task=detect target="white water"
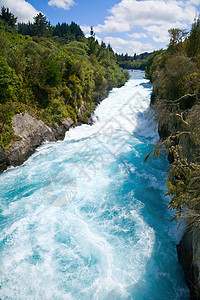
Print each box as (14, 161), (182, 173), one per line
(0, 70), (189, 299)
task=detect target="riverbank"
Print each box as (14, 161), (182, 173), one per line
(0, 90), (110, 173)
(145, 17), (200, 297)
(0, 16), (130, 173)
(157, 115), (200, 299)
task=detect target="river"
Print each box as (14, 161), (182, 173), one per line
(0, 70), (189, 299)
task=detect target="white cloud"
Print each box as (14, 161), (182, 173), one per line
(189, 0), (200, 5)
(93, 0), (197, 45)
(104, 37), (129, 49)
(127, 32), (147, 39)
(104, 36), (154, 54)
(83, 0), (198, 54)
(48, 0), (75, 10)
(145, 21), (189, 44)
(0, 0), (38, 22)
(81, 25), (91, 35)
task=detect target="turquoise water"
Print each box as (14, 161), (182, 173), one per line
(0, 70), (189, 299)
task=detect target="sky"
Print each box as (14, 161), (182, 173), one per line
(0, 0), (200, 55)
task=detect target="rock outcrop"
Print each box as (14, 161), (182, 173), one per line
(52, 117), (74, 140)
(6, 112), (55, 166)
(0, 146), (6, 173)
(93, 91), (109, 104)
(0, 93), (108, 173)
(177, 230), (200, 299)
(2, 113), (74, 171)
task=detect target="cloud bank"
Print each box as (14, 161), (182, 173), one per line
(95, 0), (196, 34)
(90, 0), (198, 54)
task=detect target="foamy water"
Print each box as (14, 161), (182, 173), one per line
(0, 70), (189, 299)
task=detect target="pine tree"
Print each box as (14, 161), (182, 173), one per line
(33, 13), (49, 37)
(186, 17), (200, 57)
(0, 6), (17, 27)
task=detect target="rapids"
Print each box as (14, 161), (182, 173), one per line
(0, 70), (189, 299)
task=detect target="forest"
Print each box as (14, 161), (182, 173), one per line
(116, 51), (153, 70)
(145, 18), (200, 229)
(0, 7), (129, 150)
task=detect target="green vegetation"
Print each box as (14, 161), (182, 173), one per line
(145, 17), (200, 228)
(116, 52), (153, 70)
(0, 7), (129, 149)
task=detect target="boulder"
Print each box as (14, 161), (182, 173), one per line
(62, 117), (74, 130)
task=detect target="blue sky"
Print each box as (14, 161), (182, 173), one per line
(1, 0), (200, 54)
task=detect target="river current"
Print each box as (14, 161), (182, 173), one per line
(0, 70), (189, 299)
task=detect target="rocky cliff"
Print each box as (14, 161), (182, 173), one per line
(158, 120), (200, 299)
(0, 112), (74, 173)
(0, 92), (109, 174)
(0, 146), (6, 172)
(177, 230), (200, 299)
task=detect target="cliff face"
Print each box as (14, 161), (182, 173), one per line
(0, 146), (6, 172)
(177, 230), (200, 299)
(158, 121), (200, 299)
(146, 20), (200, 295)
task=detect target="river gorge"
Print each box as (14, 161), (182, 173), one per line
(0, 70), (189, 299)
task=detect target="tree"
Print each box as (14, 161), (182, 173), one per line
(90, 26), (95, 37)
(101, 41), (106, 49)
(53, 22), (61, 37)
(168, 28), (187, 52)
(186, 17), (200, 57)
(69, 22), (84, 40)
(33, 13), (49, 37)
(87, 27), (98, 55)
(124, 53), (128, 61)
(0, 6), (17, 27)
(107, 43), (113, 53)
(18, 22), (34, 36)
